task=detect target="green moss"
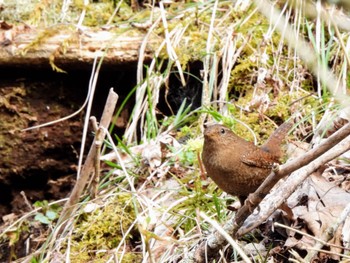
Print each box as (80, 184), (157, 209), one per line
(173, 182), (227, 232)
(66, 193), (140, 262)
(205, 85), (324, 145)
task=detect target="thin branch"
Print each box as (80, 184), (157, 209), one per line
(57, 88), (118, 234)
(199, 212), (251, 263)
(274, 222), (350, 253)
(237, 135), (350, 235)
(305, 202), (350, 261)
(187, 122), (350, 263)
(233, 121), (350, 233)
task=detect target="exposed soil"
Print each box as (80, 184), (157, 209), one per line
(0, 67), (140, 220)
(0, 63), (203, 261)
(0, 66), (203, 219)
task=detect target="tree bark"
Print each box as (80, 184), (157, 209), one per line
(0, 25), (158, 70)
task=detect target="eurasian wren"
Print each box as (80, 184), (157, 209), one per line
(202, 122), (292, 204)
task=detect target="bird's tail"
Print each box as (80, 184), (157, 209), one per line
(260, 121), (293, 161)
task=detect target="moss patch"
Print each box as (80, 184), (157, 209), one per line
(67, 193), (140, 262)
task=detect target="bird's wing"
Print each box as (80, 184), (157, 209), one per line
(240, 148), (276, 168)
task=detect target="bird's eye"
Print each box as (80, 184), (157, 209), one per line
(220, 128), (225, 134)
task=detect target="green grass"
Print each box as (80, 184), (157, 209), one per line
(2, 0), (350, 262)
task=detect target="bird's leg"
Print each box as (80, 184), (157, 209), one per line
(272, 163), (280, 171)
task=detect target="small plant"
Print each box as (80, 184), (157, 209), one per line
(33, 200), (61, 225)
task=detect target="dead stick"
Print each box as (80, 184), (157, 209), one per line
(305, 200), (350, 261)
(190, 122), (350, 263)
(58, 88), (118, 229)
(90, 117), (104, 199)
(237, 134), (350, 236)
(234, 122), (350, 233)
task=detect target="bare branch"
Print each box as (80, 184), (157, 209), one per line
(57, 88), (118, 232)
(237, 134), (350, 236)
(234, 121), (350, 232)
(189, 122), (350, 263)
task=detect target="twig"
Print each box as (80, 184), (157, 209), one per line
(89, 116), (103, 199)
(188, 122), (350, 263)
(305, 202), (350, 261)
(234, 121), (350, 233)
(305, 247), (350, 260)
(77, 56), (102, 180)
(235, 139), (350, 243)
(199, 212), (252, 263)
(289, 249), (309, 263)
(274, 222), (350, 252)
(57, 88), (118, 233)
(20, 191), (33, 211)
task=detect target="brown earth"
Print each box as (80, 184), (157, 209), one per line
(0, 63), (202, 261)
(0, 68), (139, 221)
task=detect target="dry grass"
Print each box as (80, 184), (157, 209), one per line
(1, 0), (350, 262)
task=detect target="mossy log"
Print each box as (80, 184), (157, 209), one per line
(0, 24), (159, 70)
(0, 23), (161, 218)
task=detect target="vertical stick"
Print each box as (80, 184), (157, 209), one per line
(58, 88), (118, 231)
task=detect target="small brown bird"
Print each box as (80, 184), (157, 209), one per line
(202, 122), (291, 204)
